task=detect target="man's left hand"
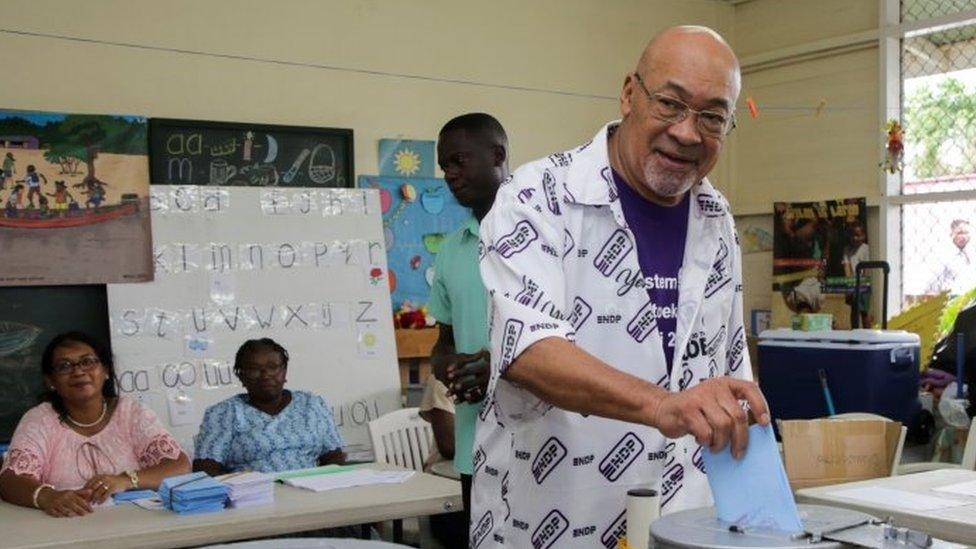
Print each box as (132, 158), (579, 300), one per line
(447, 350), (490, 403)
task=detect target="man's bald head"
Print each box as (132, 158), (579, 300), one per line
(637, 26), (741, 104)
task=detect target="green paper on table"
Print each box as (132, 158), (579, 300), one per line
(702, 424), (804, 533)
(273, 464), (365, 481)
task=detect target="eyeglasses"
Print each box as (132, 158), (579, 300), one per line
(52, 356), (102, 376)
(240, 362), (285, 379)
(632, 73), (736, 137)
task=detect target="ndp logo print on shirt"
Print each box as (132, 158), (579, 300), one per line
(626, 301), (664, 343)
(532, 437), (567, 484)
(532, 510), (569, 549)
(566, 296), (593, 331)
(704, 238), (731, 298)
(542, 169), (561, 215)
(594, 229), (633, 276)
(598, 432), (644, 481)
(471, 511), (494, 548)
(499, 318), (524, 371)
(496, 220), (539, 258)
(601, 511), (627, 549)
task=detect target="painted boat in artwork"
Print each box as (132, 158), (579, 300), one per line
(0, 201), (138, 229)
(0, 321), (41, 357)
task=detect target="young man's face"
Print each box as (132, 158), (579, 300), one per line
(437, 129), (501, 210)
(952, 222), (971, 250)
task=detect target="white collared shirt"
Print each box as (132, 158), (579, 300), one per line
(469, 123), (751, 548)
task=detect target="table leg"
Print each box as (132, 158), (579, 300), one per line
(393, 519), (403, 543)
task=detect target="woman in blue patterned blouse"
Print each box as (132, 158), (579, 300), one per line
(193, 338), (345, 475)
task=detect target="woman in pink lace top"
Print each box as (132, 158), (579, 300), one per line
(0, 332), (190, 517)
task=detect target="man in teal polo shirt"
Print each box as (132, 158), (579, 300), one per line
(429, 112), (509, 543)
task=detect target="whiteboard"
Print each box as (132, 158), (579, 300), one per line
(107, 186), (400, 455)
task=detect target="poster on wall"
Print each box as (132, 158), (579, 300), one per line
(0, 111), (153, 286)
(358, 175), (470, 312)
(149, 119), (354, 188)
(771, 197), (869, 329)
(378, 139), (435, 178)
(107, 187), (401, 452)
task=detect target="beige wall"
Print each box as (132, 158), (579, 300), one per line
(3, 0), (889, 329)
(727, 0), (882, 326)
(0, 0), (731, 177)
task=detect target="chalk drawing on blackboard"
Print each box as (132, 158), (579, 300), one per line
(210, 138), (238, 157)
(263, 135), (279, 163)
(0, 321), (42, 357)
(282, 148), (311, 184)
(308, 144), (337, 185)
(168, 158), (193, 184)
(151, 119), (353, 188)
(239, 163), (279, 186)
(209, 159), (237, 185)
(243, 132), (254, 162)
(166, 133), (202, 155)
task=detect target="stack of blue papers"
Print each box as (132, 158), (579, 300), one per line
(701, 424), (804, 533)
(159, 472), (228, 514)
(113, 489), (157, 502)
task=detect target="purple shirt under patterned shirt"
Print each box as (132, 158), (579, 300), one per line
(613, 169), (689, 372)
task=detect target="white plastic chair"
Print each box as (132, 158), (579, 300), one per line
(368, 407), (434, 473)
(367, 408), (438, 545)
(897, 415), (976, 475)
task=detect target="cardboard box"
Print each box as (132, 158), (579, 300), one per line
(394, 327), (439, 358)
(780, 418), (901, 491)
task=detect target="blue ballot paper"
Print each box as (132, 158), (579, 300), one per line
(701, 423), (804, 533)
(113, 489), (157, 502)
(159, 472), (229, 514)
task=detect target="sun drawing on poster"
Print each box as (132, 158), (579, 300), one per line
(393, 149), (422, 176)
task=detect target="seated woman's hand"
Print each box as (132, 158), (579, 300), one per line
(83, 474), (130, 504)
(37, 488), (94, 517)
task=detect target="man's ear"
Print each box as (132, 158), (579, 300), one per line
(620, 73), (637, 118)
(492, 144), (507, 168)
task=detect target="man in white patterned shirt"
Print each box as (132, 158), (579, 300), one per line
(469, 26), (769, 548)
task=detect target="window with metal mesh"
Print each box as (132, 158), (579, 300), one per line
(901, 0), (976, 23)
(900, 8), (976, 304)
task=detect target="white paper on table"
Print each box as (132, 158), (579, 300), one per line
(933, 480), (976, 497)
(281, 469), (414, 492)
(831, 487), (972, 511)
(94, 498), (115, 509)
(131, 497), (166, 511)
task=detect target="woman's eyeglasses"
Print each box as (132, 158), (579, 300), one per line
(52, 356), (102, 376)
(239, 363), (285, 380)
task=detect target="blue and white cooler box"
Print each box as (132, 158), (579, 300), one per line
(758, 329), (921, 428)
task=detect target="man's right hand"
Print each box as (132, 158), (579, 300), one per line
(650, 377), (770, 459)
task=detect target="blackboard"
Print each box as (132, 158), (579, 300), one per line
(0, 285), (110, 442)
(149, 119), (354, 188)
